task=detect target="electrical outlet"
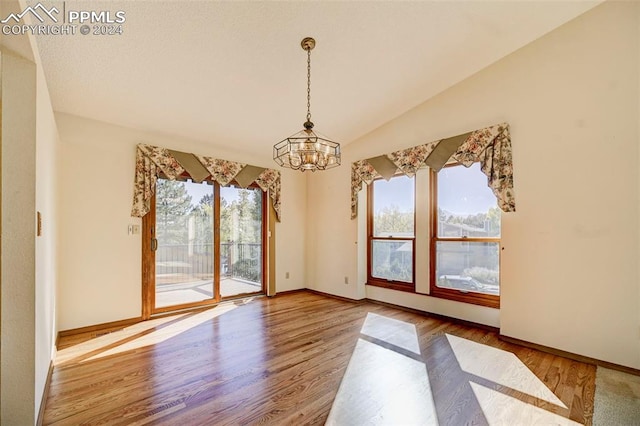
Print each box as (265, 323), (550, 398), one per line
(344, 276), (349, 285)
(285, 272), (290, 279)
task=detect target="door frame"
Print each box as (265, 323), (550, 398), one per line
(141, 178), (268, 320)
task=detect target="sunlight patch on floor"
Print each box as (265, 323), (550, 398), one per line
(470, 382), (580, 425)
(327, 312), (575, 425)
(326, 338), (438, 425)
(361, 312), (421, 355)
(327, 313), (437, 425)
(55, 313), (189, 366)
(446, 334), (567, 408)
(56, 302), (246, 365)
(83, 304), (239, 361)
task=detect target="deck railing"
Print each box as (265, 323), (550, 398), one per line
(156, 242), (261, 284)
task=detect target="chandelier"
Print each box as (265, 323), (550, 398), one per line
(273, 37), (341, 172)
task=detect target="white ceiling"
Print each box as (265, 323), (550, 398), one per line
(35, 1), (601, 158)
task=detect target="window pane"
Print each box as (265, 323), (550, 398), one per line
(372, 176), (414, 237)
(371, 239), (413, 283)
(437, 163), (500, 237)
(435, 241), (499, 295)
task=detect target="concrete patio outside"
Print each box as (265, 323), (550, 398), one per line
(155, 277), (262, 308)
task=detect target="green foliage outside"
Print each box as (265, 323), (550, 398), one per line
(156, 179), (193, 245)
(221, 189), (262, 243)
(374, 205), (413, 236)
(190, 193), (214, 254)
(232, 258), (261, 282)
(156, 179), (263, 282)
(157, 179), (262, 246)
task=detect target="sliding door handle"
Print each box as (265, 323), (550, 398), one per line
(151, 238), (158, 251)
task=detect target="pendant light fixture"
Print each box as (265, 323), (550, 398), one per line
(273, 37), (341, 172)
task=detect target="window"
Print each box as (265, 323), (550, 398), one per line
(365, 163), (501, 307)
(430, 163), (501, 308)
(367, 175), (415, 291)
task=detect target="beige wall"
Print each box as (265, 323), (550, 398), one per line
(1, 49), (37, 425)
(308, 1), (640, 368)
(0, 18), (60, 421)
(56, 113), (306, 330)
(276, 172), (307, 293)
(33, 44), (59, 419)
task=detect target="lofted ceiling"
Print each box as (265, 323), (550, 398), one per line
(34, 1), (602, 159)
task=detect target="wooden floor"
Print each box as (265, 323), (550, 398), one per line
(44, 291), (595, 425)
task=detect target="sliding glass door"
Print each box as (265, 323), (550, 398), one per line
(143, 178), (265, 317)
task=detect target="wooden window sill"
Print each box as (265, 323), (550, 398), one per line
(430, 288), (500, 309)
(366, 280), (415, 293)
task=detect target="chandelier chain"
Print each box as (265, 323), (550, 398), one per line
(306, 48), (311, 123)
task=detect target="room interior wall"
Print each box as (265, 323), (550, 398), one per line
(307, 0), (640, 368)
(637, 1), (640, 370)
(0, 49), (37, 426)
(275, 170), (307, 293)
(1, 12), (60, 420)
(33, 50), (59, 422)
(55, 113), (307, 330)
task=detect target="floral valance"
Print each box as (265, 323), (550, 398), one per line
(351, 123), (515, 219)
(131, 143), (281, 220)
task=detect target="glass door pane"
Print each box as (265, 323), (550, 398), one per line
(155, 179), (215, 308)
(220, 186), (263, 297)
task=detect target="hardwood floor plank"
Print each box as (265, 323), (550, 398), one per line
(44, 291), (596, 425)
